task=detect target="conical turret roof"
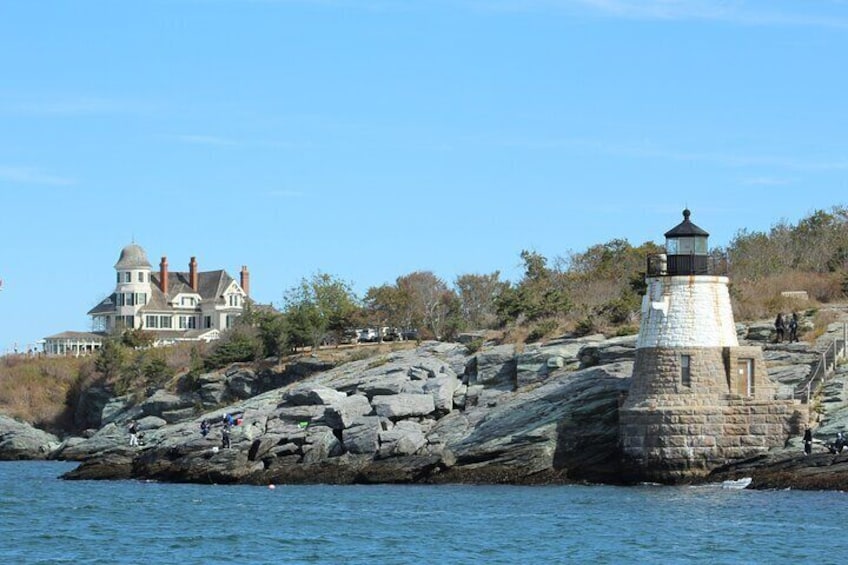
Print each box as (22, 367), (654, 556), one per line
(114, 243), (152, 269)
(664, 209), (709, 238)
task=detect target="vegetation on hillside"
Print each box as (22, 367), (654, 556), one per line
(4, 205), (848, 429)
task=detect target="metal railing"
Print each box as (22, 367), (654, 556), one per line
(795, 322), (848, 403)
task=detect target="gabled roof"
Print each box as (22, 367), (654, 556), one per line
(664, 209), (709, 238)
(150, 270), (235, 301)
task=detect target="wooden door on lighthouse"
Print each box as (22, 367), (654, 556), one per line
(736, 359), (754, 396)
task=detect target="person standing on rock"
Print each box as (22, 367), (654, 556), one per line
(128, 420), (139, 447)
(221, 423), (231, 449)
(803, 426), (812, 456)
(788, 313), (799, 343)
(775, 313), (786, 343)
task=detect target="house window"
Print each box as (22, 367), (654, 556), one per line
(229, 295), (240, 307)
(681, 354), (691, 387)
(117, 272), (121, 284)
(138, 272), (145, 282)
(135, 293), (147, 306)
(160, 316), (172, 329)
(145, 315), (158, 328)
(124, 272), (132, 283)
(179, 316), (197, 329)
(204, 316), (212, 329)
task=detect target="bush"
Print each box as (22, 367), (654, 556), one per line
(465, 338), (484, 354)
(573, 317), (597, 337)
(526, 319), (558, 343)
(204, 327), (263, 369)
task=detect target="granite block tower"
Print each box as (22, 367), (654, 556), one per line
(619, 210), (804, 482)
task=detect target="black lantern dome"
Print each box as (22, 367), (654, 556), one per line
(663, 209), (709, 275)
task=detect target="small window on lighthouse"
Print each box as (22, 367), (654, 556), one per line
(681, 355), (691, 387)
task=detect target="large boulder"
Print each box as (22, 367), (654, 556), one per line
(473, 345), (517, 389)
(0, 416), (61, 460)
(283, 386), (347, 407)
(371, 393), (436, 420)
(197, 372), (229, 405)
(139, 390), (192, 419)
(323, 394), (373, 430)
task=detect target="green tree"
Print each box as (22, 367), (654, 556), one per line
(396, 271), (457, 340)
(496, 251), (571, 324)
(363, 284), (410, 340)
(454, 271), (507, 329)
(282, 272), (360, 350)
(204, 326), (264, 369)
(94, 339), (127, 380)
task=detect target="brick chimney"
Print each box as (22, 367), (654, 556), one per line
(240, 265), (250, 297)
(159, 256), (169, 295)
(189, 256), (198, 292)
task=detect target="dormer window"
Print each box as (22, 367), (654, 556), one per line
(229, 294), (240, 307)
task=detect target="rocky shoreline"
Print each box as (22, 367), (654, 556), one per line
(3, 319), (848, 490)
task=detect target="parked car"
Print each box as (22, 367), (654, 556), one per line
(358, 328), (379, 343)
(401, 329), (419, 341)
(381, 327), (403, 341)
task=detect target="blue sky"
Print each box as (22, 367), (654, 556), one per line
(2, 0), (847, 353)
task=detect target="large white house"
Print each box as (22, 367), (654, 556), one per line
(43, 243), (250, 354)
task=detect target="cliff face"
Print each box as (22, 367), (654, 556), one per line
(4, 319), (847, 489)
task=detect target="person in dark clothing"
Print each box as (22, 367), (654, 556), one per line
(831, 432), (846, 454)
(200, 419), (210, 438)
(803, 426), (813, 456)
(788, 312), (799, 343)
(221, 425), (231, 449)
(775, 313), (786, 343)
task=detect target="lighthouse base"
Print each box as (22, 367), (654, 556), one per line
(619, 399), (806, 483)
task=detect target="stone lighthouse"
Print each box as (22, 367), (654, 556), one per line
(619, 209), (804, 482)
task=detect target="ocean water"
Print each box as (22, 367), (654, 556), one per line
(3, 462), (848, 564)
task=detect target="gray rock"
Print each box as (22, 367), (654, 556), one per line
(100, 395), (139, 425)
(227, 368), (259, 399)
(198, 372), (229, 405)
(474, 345), (517, 390)
(343, 416), (382, 454)
(378, 420), (427, 458)
(323, 394), (373, 430)
(74, 384), (113, 429)
(0, 416), (60, 460)
(372, 393), (436, 420)
(423, 374), (459, 413)
(284, 386), (347, 406)
(302, 427), (344, 463)
(139, 390), (191, 419)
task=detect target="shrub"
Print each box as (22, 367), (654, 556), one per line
(526, 319), (558, 343)
(573, 317), (597, 337)
(204, 327), (263, 369)
(465, 338), (485, 354)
